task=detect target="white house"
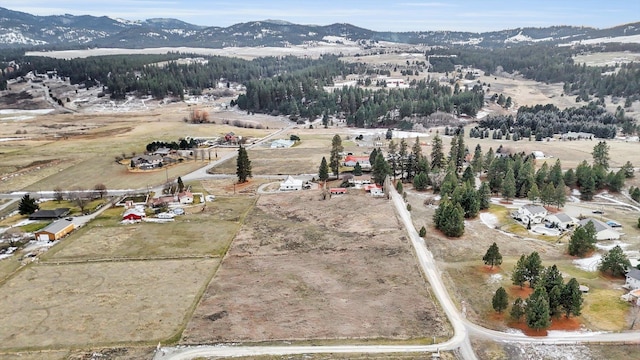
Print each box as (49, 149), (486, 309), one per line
(279, 176), (303, 191)
(178, 191), (194, 204)
(578, 218), (621, 240)
(517, 204), (548, 224)
(625, 269), (640, 291)
(544, 213), (577, 229)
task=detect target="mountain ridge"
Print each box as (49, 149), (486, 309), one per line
(1, 6), (639, 49)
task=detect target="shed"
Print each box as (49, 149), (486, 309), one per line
(578, 218), (621, 240)
(34, 219), (74, 241)
(279, 176), (303, 191)
(544, 213), (577, 229)
(330, 188), (347, 195)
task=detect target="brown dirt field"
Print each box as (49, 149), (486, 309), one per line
(182, 191), (451, 344)
(0, 259), (218, 350)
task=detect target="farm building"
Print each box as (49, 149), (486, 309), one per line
(330, 188), (347, 195)
(544, 213), (577, 229)
(29, 208), (70, 220)
(279, 176), (303, 191)
(34, 219), (74, 241)
(122, 209), (146, 221)
(578, 218), (621, 240)
(517, 204), (548, 224)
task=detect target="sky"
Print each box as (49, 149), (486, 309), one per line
(6, 0), (640, 32)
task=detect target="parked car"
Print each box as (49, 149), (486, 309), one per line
(592, 210), (604, 214)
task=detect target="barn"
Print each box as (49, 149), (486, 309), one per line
(34, 219), (75, 241)
(122, 209), (146, 221)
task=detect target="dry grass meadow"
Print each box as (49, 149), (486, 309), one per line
(182, 191), (451, 344)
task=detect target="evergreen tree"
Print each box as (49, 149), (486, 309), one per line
(528, 182), (540, 203)
(564, 168), (577, 188)
(599, 245), (631, 277)
(177, 176), (185, 193)
(434, 199), (465, 237)
(388, 140), (398, 180)
(471, 144), (483, 173)
(236, 145), (252, 183)
(329, 134), (344, 178)
(621, 161), (635, 178)
(492, 287), (509, 313)
(569, 221), (597, 257)
(462, 166), (475, 185)
(478, 182), (491, 210)
(580, 173), (596, 201)
(372, 153), (391, 185)
(413, 172), (429, 191)
(439, 168), (459, 198)
(396, 181), (403, 194)
(483, 242), (503, 268)
(369, 148), (378, 167)
(512, 255), (527, 288)
(535, 162), (549, 189)
(430, 134), (445, 170)
(484, 147), (495, 172)
(524, 252), (543, 288)
(553, 184), (566, 209)
(353, 162), (363, 176)
(18, 194), (39, 215)
(540, 183), (555, 206)
(592, 141), (610, 170)
(548, 284), (564, 318)
(318, 156), (329, 182)
(455, 133), (465, 173)
(510, 297), (525, 322)
(608, 169), (625, 193)
(459, 182), (480, 218)
(548, 159), (564, 187)
(501, 167), (516, 200)
(419, 226), (427, 237)
(399, 138), (408, 180)
(526, 286), (551, 331)
(560, 278), (583, 318)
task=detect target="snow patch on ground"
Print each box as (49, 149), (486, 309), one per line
(572, 254), (601, 272)
(595, 240), (629, 251)
(506, 343), (593, 360)
(487, 273), (503, 284)
(480, 212), (498, 229)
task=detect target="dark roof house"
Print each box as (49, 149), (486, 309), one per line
(29, 208), (70, 220)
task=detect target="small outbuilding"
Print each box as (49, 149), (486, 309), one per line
(279, 176), (304, 191)
(178, 191), (194, 204)
(330, 188), (347, 195)
(34, 219), (75, 241)
(544, 213), (577, 229)
(625, 268), (640, 291)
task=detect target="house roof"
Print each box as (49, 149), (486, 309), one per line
(627, 268), (640, 281)
(550, 213), (573, 223)
(123, 209), (145, 218)
(38, 219), (74, 234)
(578, 218), (610, 233)
(281, 175), (303, 185)
(343, 155), (370, 164)
(522, 204), (546, 214)
(29, 208), (70, 220)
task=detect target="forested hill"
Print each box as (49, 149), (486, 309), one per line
(1, 6), (640, 49)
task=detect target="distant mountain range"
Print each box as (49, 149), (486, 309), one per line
(1, 6), (639, 49)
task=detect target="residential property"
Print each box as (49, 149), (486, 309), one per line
(178, 191), (194, 204)
(29, 208), (70, 220)
(122, 208), (146, 221)
(517, 204), (548, 224)
(343, 155), (371, 170)
(153, 147), (172, 156)
(544, 213), (577, 229)
(34, 219), (75, 241)
(625, 269), (640, 291)
(131, 155), (163, 169)
(279, 176), (303, 191)
(578, 218), (621, 240)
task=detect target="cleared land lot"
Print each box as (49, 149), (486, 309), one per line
(0, 258), (217, 350)
(182, 191), (450, 344)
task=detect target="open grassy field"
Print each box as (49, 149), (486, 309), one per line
(0, 258), (218, 350)
(0, 185), (257, 353)
(182, 190), (451, 344)
(0, 105), (285, 192)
